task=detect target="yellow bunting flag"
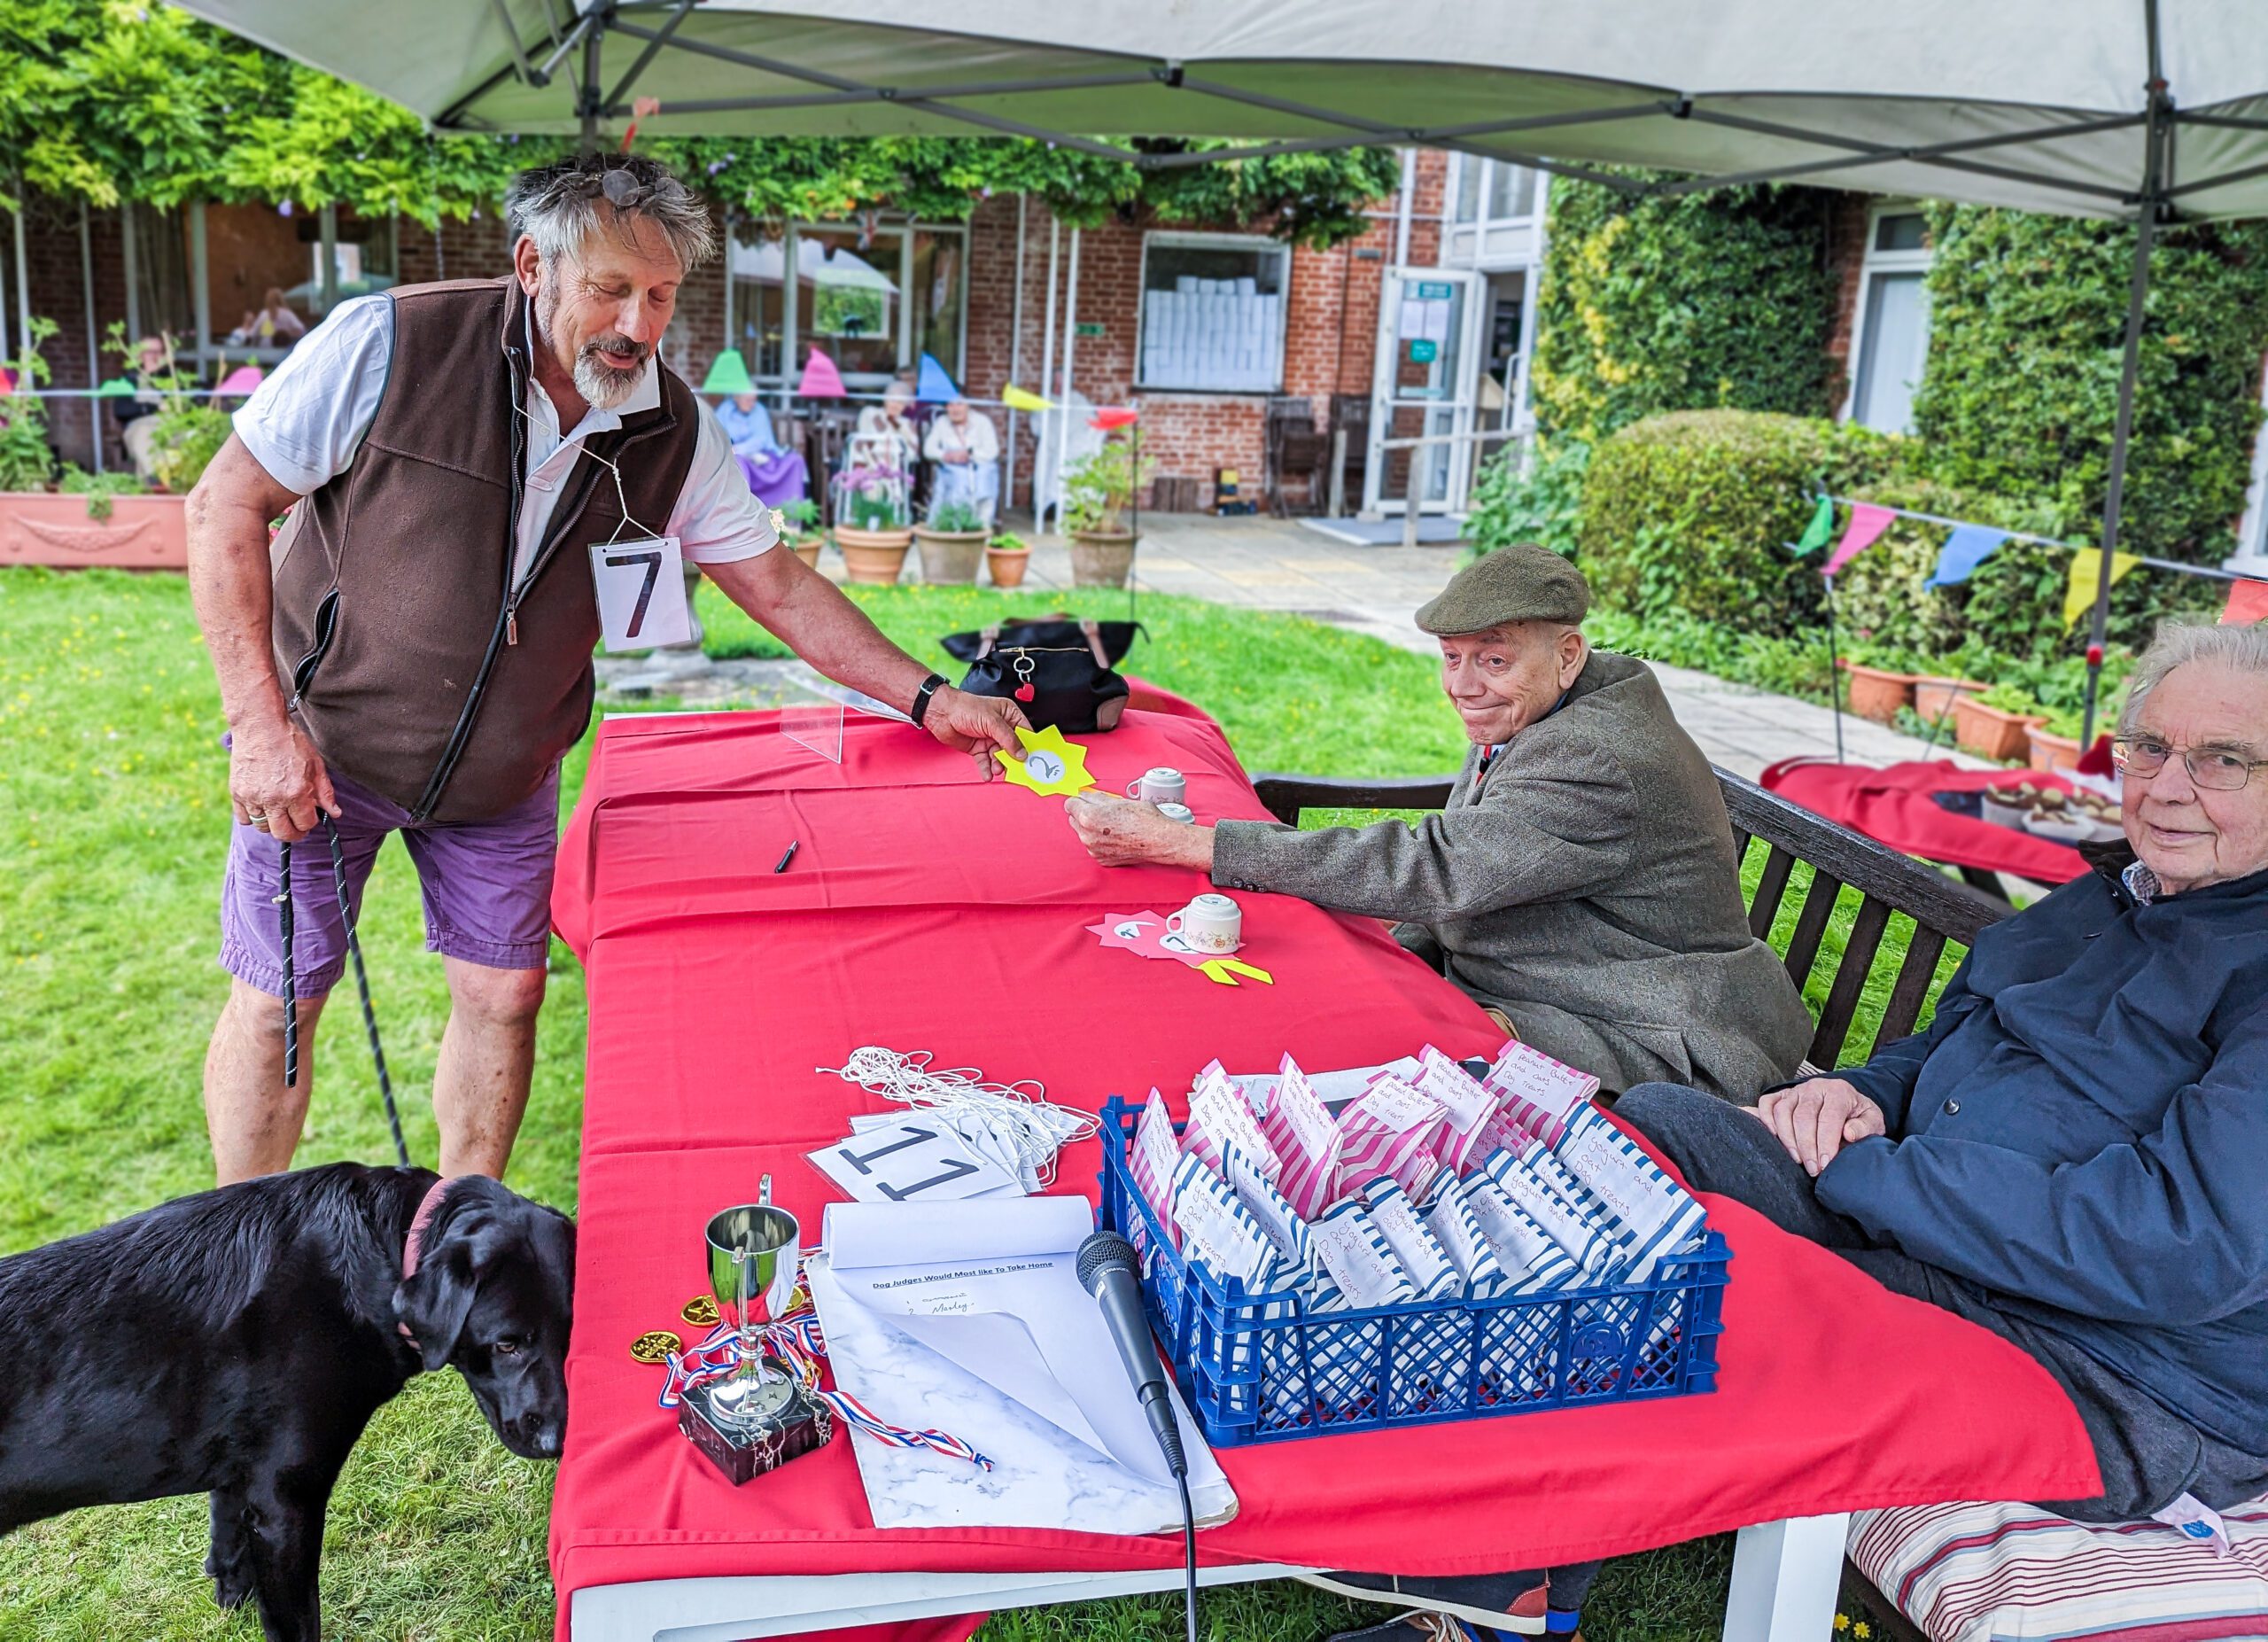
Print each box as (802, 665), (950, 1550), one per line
(1001, 385), (1056, 413)
(2062, 549), (2142, 627)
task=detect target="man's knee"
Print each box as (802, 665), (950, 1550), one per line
(221, 977), (327, 1039)
(447, 962), (547, 1030)
(1612, 1081), (1732, 1177)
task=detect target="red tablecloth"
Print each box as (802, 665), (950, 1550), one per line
(548, 709), (2098, 1641)
(1761, 757), (2092, 883)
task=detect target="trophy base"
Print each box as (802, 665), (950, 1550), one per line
(678, 1358), (835, 1486)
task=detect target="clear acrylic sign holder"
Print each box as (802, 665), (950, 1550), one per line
(781, 700), (846, 765)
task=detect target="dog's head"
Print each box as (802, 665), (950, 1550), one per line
(392, 1177), (577, 1459)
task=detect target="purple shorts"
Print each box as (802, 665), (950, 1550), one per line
(219, 764), (562, 999)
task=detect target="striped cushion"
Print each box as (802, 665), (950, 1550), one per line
(1848, 1495), (2268, 1642)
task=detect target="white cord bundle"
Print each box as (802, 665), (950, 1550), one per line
(819, 1046), (1099, 1190)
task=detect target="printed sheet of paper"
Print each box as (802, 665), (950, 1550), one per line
(809, 1120), (1021, 1203)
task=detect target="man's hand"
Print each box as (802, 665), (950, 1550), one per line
(1066, 791), (1216, 872)
(229, 719), (338, 843)
(1751, 1077), (1887, 1176)
(922, 685), (1029, 779)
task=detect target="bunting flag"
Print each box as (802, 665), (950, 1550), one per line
(1001, 384), (1054, 413)
(1924, 525), (2011, 588)
(215, 363), (266, 397)
(1821, 502), (1897, 577)
(2223, 576), (2268, 626)
(1089, 407), (1139, 431)
(795, 347), (846, 399)
(699, 350), (755, 396)
(1791, 494), (1837, 556)
(2062, 548), (2142, 626)
(913, 352), (959, 403)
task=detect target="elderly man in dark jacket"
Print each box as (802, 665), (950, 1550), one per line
(1067, 542), (1814, 1102)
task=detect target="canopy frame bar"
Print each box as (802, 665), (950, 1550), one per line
(485, 0), (540, 87)
(604, 0), (696, 112)
(603, 71), (1157, 118)
(1666, 107), (2141, 201)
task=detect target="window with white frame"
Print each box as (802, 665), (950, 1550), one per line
(1138, 232), (1290, 393)
(1449, 155), (1540, 229)
(1846, 206), (1934, 435)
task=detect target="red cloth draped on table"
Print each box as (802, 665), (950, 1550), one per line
(549, 708), (2097, 1642)
(1761, 757), (2092, 883)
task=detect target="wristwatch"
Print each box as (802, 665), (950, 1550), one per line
(909, 672), (948, 728)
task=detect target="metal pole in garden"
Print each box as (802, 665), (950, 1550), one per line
(1824, 573), (1845, 762)
(2081, 16), (2170, 747)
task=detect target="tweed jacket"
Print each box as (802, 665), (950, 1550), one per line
(1211, 650), (1814, 1099)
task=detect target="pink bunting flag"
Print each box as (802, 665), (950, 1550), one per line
(1821, 502), (1897, 577)
(216, 364), (266, 396)
(796, 347), (846, 398)
(2222, 577), (2268, 626)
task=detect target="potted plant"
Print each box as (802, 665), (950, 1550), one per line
(830, 466), (913, 585)
(1061, 439), (1152, 588)
(0, 318), (195, 570)
(913, 498), (988, 586)
(1838, 657), (1915, 725)
(1912, 673), (1989, 724)
(2025, 711), (2087, 775)
(771, 499), (823, 570)
(1954, 682), (2047, 762)
(986, 529), (1032, 589)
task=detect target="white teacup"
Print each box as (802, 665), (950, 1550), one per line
(1156, 802), (1195, 824)
(1126, 767), (1187, 805)
(1167, 892), (1241, 954)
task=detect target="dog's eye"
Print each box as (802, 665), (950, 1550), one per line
(493, 1337), (525, 1357)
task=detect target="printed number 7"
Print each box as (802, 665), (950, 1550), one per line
(604, 549), (664, 638)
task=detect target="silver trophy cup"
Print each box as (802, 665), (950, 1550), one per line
(701, 1177), (802, 1430)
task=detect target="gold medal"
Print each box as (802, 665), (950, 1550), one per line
(680, 1295), (720, 1327)
(629, 1329), (681, 1365)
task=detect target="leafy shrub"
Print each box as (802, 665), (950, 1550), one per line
(1914, 205), (2268, 565)
(0, 317), (59, 494)
(923, 499), (986, 533)
(58, 466), (144, 520)
(1464, 435), (1588, 561)
(1062, 440), (1152, 534)
(1577, 410), (1904, 635)
(1533, 177), (1842, 440)
(149, 405), (230, 494)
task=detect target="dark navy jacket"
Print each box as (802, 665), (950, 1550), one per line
(1815, 851), (2268, 1455)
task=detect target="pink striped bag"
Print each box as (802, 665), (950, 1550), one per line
(1184, 1058), (1282, 1182)
(1481, 1039), (1600, 1149)
(1260, 1054), (1340, 1218)
(1127, 1089), (1184, 1249)
(1332, 1074), (1448, 1202)
(1413, 1046), (1499, 1171)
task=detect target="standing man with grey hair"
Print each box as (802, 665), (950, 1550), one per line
(186, 153), (1026, 1186)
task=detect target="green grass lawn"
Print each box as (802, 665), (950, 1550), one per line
(0, 568), (1890, 1641)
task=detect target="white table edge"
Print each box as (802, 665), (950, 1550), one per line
(568, 1513), (1853, 1642)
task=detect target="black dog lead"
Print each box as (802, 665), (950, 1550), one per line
(276, 815), (411, 1169)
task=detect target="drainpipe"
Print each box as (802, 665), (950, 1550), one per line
(1393, 148), (1415, 268)
(1004, 191), (1028, 516)
(1037, 213), (1060, 527)
(1054, 226), (1082, 535)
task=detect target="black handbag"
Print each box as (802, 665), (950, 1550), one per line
(939, 616), (1145, 733)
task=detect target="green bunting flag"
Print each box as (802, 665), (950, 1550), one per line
(1791, 494), (1837, 557)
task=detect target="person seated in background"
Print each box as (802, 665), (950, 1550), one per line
(252, 288), (306, 347)
(848, 376), (920, 474)
(114, 332), (198, 484)
(712, 386), (810, 508)
(923, 395), (1001, 525)
(1067, 542), (1814, 1101)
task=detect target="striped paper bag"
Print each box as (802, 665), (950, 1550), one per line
(1127, 1089), (1184, 1249)
(1552, 1105), (1707, 1283)
(1355, 1176), (1461, 1301)
(1260, 1054), (1340, 1218)
(1482, 1039), (1601, 1149)
(1413, 1045), (1500, 1171)
(1420, 1176), (1511, 1300)
(1332, 1074), (1448, 1202)
(1480, 1147), (1620, 1278)
(1184, 1058), (1282, 1180)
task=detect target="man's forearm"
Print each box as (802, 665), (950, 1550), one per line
(186, 487), (292, 735)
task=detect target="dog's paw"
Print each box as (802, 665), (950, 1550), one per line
(207, 1555), (256, 1611)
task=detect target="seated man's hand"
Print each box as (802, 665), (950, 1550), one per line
(1066, 791), (1215, 871)
(1751, 1077), (1887, 1176)
(925, 685), (1029, 779)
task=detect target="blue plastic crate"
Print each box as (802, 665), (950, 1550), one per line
(1098, 1096), (1730, 1447)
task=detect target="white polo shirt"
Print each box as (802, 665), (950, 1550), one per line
(233, 293), (775, 584)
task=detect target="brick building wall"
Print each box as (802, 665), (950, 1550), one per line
(18, 192), (130, 469)
(1821, 191), (1873, 415)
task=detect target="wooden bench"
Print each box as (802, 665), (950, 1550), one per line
(1250, 765), (2008, 1071)
(1251, 763), (2015, 1638)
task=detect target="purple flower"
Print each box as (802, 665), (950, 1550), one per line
(278, 201), (294, 217)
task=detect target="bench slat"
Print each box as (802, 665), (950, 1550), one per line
(1782, 871), (1846, 991)
(1748, 846), (1797, 941)
(1876, 927), (1951, 1047)
(1809, 895), (1894, 1070)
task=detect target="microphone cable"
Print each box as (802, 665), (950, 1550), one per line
(1177, 1469), (1199, 1642)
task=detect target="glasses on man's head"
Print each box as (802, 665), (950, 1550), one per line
(2112, 735), (2267, 791)
(600, 167), (653, 210)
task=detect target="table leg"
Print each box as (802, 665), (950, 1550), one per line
(571, 1562), (1318, 1642)
(1722, 1514), (1851, 1642)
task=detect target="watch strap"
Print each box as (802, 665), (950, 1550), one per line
(909, 672), (948, 728)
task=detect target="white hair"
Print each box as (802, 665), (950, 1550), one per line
(2117, 619), (2268, 735)
(503, 154), (716, 275)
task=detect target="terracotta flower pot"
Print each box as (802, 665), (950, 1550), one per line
(788, 539), (822, 571)
(833, 524), (913, 585)
(1068, 528), (1137, 588)
(986, 546), (1032, 588)
(1838, 660), (1915, 725)
(2025, 727), (2085, 774)
(1953, 696), (2046, 762)
(1912, 674), (1988, 724)
(913, 526), (987, 586)
(0, 491), (188, 568)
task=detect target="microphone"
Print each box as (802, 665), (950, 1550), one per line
(1076, 1229), (1186, 1481)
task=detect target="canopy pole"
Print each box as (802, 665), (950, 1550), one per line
(1004, 192), (1029, 519)
(80, 198), (105, 474)
(1055, 226), (1082, 535)
(2081, 64), (2171, 745)
(12, 184), (29, 361)
(1037, 213), (1060, 526)
(578, 20), (604, 155)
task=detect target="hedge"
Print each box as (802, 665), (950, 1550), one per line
(1532, 178), (1843, 440)
(1573, 410), (1901, 634)
(1914, 205), (2268, 564)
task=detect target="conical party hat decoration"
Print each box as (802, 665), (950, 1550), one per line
(700, 350), (756, 396)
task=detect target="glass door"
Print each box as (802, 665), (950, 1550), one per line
(1365, 268), (1485, 517)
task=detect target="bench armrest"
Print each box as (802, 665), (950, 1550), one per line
(1248, 773), (1459, 827)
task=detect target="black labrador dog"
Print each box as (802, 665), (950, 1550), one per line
(0, 1163), (575, 1641)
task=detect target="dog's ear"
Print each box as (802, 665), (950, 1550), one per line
(394, 1239), (479, 1372)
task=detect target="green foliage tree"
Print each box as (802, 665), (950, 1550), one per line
(1530, 175), (1842, 440)
(1911, 203), (2268, 564)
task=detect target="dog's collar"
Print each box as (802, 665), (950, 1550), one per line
(399, 1177), (455, 1345)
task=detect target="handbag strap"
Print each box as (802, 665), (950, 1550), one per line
(974, 625), (1000, 661)
(1078, 619), (1109, 669)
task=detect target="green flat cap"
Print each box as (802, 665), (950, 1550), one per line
(1415, 541), (1589, 634)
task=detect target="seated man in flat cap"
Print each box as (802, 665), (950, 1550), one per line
(1066, 542), (1814, 1101)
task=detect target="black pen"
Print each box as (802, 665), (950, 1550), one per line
(773, 840), (800, 873)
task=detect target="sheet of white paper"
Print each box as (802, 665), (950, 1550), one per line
(808, 1121), (1021, 1203)
(589, 533), (691, 652)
